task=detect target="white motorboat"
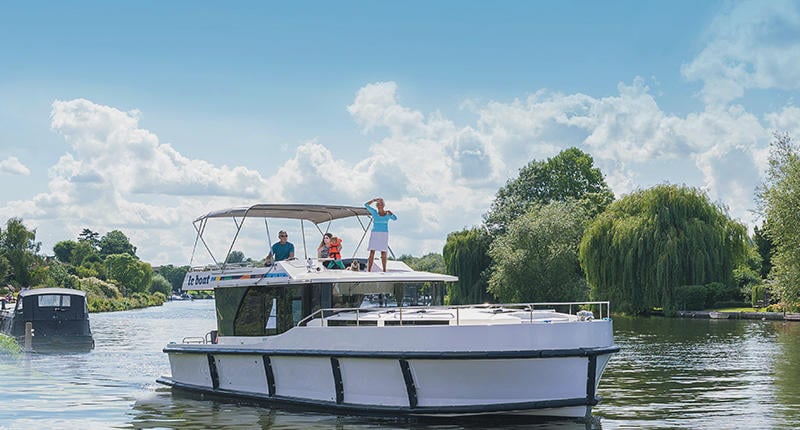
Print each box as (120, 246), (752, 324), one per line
(157, 204), (618, 419)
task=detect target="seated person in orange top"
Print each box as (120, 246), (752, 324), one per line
(327, 236), (345, 269)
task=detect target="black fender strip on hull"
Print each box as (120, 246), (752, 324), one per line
(165, 345), (620, 360)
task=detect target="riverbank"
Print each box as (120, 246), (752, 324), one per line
(670, 310), (800, 321)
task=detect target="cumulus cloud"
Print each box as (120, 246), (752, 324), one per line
(0, 71), (785, 264)
(0, 156), (30, 175)
(50, 99), (267, 199)
(682, 0), (800, 105)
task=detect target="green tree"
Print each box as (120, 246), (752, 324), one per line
(226, 250), (245, 264)
(484, 147), (614, 233)
(0, 255), (10, 284)
(398, 253), (446, 273)
(580, 184), (748, 314)
(99, 230), (137, 259)
(757, 132), (800, 303)
(157, 264), (189, 292)
(149, 274), (172, 296)
(489, 200), (590, 303)
(53, 240), (77, 263)
(443, 228), (492, 304)
(0, 218), (42, 288)
(106, 253), (151, 295)
(78, 228), (100, 248)
(753, 223), (773, 279)
(71, 240), (100, 266)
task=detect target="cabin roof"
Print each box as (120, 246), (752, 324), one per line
(195, 204), (370, 224)
(18, 288), (87, 298)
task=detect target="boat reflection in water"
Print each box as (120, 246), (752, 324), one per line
(159, 204), (618, 420)
(0, 287), (94, 353)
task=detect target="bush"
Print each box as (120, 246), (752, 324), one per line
(751, 284), (770, 308)
(705, 282), (742, 307)
(149, 274), (172, 296)
(78, 277), (121, 300)
(674, 285), (707, 311)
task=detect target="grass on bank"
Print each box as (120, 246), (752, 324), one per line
(0, 333), (21, 354)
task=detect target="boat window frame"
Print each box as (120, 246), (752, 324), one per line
(37, 294), (71, 308)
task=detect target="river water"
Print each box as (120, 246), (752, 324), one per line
(0, 300), (798, 429)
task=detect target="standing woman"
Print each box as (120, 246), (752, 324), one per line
(365, 197), (397, 272)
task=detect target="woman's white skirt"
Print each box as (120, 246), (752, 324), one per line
(368, 231), (389, 252)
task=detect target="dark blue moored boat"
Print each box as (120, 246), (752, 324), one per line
(0, 288), (94, 352)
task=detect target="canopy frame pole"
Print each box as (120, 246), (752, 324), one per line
(222, 215), (247, 271)
(196, 218), (222, 268)
(300, 219), (307, 260)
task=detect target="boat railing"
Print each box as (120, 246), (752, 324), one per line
(297, 301), (611, 327)
(190, 261), (258, 271)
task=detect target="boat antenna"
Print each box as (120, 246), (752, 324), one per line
(264, 218), (272, 259)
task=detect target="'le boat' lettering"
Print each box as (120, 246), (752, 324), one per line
(187, 274), (211, 286)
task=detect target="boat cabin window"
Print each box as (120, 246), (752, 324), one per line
(333, 281), (446, 308)
(214, 281), (447, 337)
(38, 295), (71, 308)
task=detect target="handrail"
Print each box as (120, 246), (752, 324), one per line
(297, 301), (611, 328)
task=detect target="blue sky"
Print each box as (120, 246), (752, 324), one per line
(1, 1), (799, 265)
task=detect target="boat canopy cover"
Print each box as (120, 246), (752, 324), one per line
(195, 204), (370, 224)
(18, 288), (87, 298)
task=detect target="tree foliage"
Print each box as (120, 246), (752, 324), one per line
(158, 264), (190, 292)
(226, 250), (245, 264)
(106, 253), (152, 295)
(71, 240), (100, 266)
(753, 223), (772, 279)
(99, 230), (137, 259)
(53, 240), (76, 263)
(443, 228), (492, 304)
(149, 274), (172, 296)
(79, 228), (100, 248)
(488, 200), (590, 303)
(579, 184), (748, 314)
(484, 147), (614, 233)
(398, 253), (446, 274)
(756, 132), (800, 303)
(0, 218), (42, 288)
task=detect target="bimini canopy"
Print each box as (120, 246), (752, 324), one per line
(195, 204), (370, 225)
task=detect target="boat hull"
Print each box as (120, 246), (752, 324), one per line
(160, 322), (617, 418)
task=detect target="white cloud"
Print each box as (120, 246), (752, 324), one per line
(0, 73), (787, 264)
(0, 156), (31, 175)
(682, 0), (800, 105)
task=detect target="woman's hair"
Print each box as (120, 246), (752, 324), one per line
(318, 232), (333, 248)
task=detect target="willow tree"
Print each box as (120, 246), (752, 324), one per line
(757, 132), (800, 303)
(489, 200), (590, 303)
(443, 228), (491, 304)
(579, 184), (747, 314)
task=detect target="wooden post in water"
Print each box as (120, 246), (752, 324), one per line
(24, 322), (33, 352)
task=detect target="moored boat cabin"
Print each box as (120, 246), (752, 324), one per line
(0, 287), (94, 351)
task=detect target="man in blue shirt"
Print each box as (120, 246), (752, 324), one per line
(267, 230), (295, 264)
